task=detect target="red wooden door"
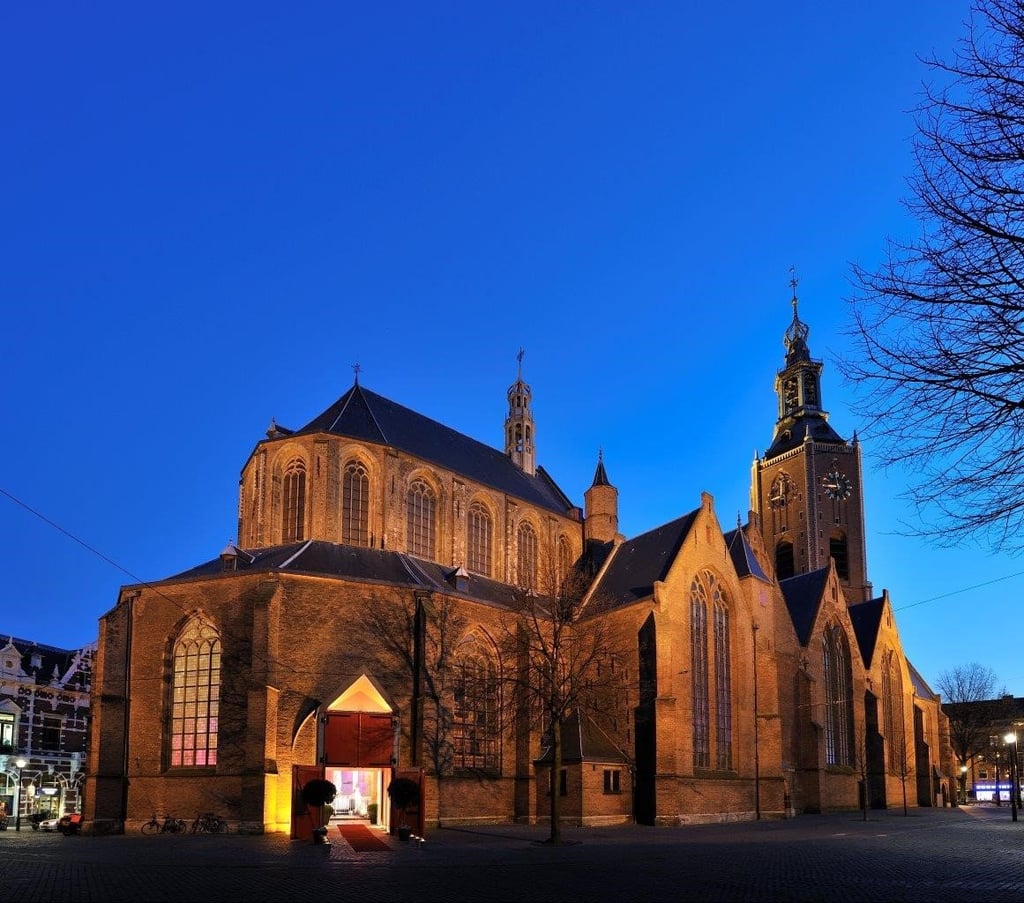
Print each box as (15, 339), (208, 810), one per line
(291, 763), (324, 840)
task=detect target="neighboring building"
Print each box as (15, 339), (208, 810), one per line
(83, 295), (954, 834)
(942, 695), (1024, 803)
(0, 637), (94, 827)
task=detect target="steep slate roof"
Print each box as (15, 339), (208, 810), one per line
(287, 383), (576, 516)
(723, 527), (771, 582)
(778, 568), (830, 646)
(165, 540), (528, 611)
(848, 596), (885, 670)
(534, 710), (629, 764)
(765, 417), (846, 459)
(585, 510), (700, 615)
(907, 659), (936, 699)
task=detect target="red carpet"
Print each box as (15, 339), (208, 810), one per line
(338, 823), (392, 851)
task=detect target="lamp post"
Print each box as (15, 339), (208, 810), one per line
(960, 765), (968, 805)
(13, 757), (26, 832)
(1005, 733), (1019, 822)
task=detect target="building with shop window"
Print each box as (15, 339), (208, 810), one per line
(0, 637), (93, 828)
(83, 295), (953, 835)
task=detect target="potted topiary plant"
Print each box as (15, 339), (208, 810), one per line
(300, 778), (337, 844)
(387, 777), (419, 841)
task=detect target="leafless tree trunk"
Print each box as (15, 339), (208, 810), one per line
(496, 563), (629, 844)
(843, 0), (1024, 552)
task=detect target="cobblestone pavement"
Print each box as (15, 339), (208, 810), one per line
(2, 806), (1023, 902)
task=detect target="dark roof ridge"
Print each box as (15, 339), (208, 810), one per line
(326, 382), (389, 442)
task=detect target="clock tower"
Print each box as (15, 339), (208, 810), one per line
(751, 284), (872, 602)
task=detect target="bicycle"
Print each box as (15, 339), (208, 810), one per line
(141, 814), (187, 835)
(191, 812), (229, 834)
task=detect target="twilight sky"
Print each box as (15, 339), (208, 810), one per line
(5, 1), (1015, 695)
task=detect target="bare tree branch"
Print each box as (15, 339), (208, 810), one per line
(843, 0), (1024, 552)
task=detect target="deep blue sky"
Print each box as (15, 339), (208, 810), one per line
(5, 2), (1013, 695)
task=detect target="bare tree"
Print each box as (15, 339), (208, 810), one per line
(496, 565), (628, 844)
(937, 662), (1007, 773)
(894, 734), (915, 817)
(842, 0), (1024, 552)
(355, 591), (468, 824)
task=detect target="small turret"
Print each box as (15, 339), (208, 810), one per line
(504, 349), (536, 475)
(584, 450), (619, 544)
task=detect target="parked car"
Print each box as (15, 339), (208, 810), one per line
(57, 814), (82, 835)
(38, 817), (60, 832)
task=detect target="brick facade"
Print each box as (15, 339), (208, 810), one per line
(82, 308), (954, 834)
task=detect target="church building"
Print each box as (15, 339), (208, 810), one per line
(83, 295), (954, 834)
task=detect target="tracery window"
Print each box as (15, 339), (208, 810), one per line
(170, 619), (221, 768)
(882, 650), (906, 773)
(282, 458), (306, 543)
(690, 575), (710, 768)
(406, 480), (437, 560)
(452, 644), (499, 771)
(714, 598), (732, 770)
(342, 461), (370, 547)
(823, 625), (853, 766)
(517, 521), (538, 589)
(466, 503), (493, 577)
(557, 535), (573, 589)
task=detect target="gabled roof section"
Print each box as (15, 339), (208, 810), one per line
(723, 526), (770, 583)
(534, 711), (629, 764)
(288, 383), (575, 516)
(163, 540), (531, 612)
(848, 595), (885, 670)
(586, 510), (699, 615)
(779, 568), (830, 646)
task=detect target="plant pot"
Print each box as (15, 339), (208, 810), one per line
(312, 825), (330, 845)
(367, 803), (378, 825)
(397, 824), (412, 841)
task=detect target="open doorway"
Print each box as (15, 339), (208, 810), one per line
(325, 767), (387, 826)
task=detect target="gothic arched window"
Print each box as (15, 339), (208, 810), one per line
(557, 535), (573, 589)
(342, 460), (370, 547)
(823, 625), (853, 766)
(467, 503), (493, 577)
(282, 458), (306, 543)
(690, 574), (710, 769)
(517, 522), (537, 589)
(170, 619), (221, 768)
(882, 650), (905, 772)
(406, 480), (437, 560)
(713, 593), (732, 770)
(452, 640), (499, 772)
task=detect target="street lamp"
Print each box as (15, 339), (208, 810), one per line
(1005, 733), (1019, 823)
(960, 765), (968, 805)
(13, 757), (26, 832)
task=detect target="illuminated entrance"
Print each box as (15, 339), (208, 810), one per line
(318, 675), (394, 833)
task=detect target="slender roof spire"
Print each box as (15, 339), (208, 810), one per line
(783, 266), (810, 362)
(352, 361), (361, 386)
(591, 448), (611, 486)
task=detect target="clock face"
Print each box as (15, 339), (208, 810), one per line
(822, 470), (852, 501)
(768, 473), (791, 508)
